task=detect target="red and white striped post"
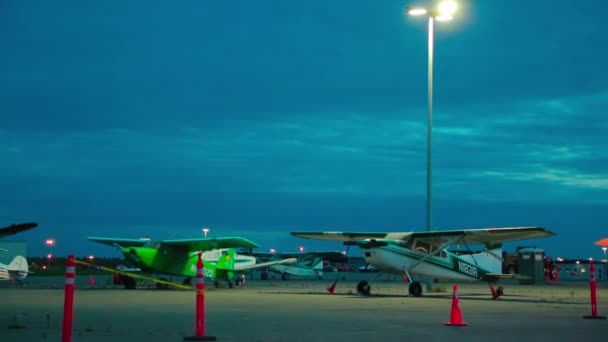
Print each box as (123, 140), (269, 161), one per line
(184, 253), (216, 341)
(62, 254), (76, 342)
(583, 260), (606, 319)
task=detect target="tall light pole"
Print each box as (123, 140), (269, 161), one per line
(406, 0), (458, 231)
(202, 227), (210, 239)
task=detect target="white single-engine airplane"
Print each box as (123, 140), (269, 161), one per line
(0, 222), (38, 284)
(292, 226), (555, 298)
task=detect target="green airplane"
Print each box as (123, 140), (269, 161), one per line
(87, 236), (297, 288)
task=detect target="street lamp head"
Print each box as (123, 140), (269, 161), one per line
(406, 1), (458, 20)
(407, 7), (428, 16)
(438, 0), (458, 17)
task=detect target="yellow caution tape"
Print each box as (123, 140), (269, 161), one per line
(73, 259), (196, 291)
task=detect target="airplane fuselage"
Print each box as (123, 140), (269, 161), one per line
(361, 244), (501, 282)
(122, 247), (254, 280)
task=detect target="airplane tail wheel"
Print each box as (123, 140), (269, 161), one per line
(408, 281), (422, 297)
(356, 280), (371, 296)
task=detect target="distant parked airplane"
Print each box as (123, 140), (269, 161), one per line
(87, 236), (296, 288)
(251, 251), (348, 280)
(0, 222), (38, 284)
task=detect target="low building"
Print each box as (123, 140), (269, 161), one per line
(554, 258), (608, 281)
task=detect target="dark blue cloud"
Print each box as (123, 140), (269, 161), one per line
(1, 0), (607, 259)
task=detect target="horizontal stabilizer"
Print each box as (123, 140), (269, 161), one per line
(234, 258), (298, 271)
(483, 273), (531, 281)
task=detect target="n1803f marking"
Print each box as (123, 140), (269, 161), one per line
(458, 261), (478, 278)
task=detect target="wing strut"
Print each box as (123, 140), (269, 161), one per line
(407, 235), (464, 272)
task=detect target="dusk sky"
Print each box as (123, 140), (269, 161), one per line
(1, 0), (606, 259)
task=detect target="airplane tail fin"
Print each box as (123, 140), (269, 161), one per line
(215, 248), (236, 270)
(7, 255), (29, 279)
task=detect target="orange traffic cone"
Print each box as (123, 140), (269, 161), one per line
(327, 279), (338, 294)
(88, 275), (96, 288)
(444, 284), (468, 326)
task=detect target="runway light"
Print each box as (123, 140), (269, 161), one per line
(45, 238), (55, 246)
(47, 254), (53, 259)
(88, 255), (95, 260)
(298, 246), (304, 253)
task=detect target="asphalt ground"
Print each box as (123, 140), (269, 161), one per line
(1, 276), (607, 342)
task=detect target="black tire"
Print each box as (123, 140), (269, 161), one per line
(409, 281), (422, 297)
(123, 276), (136, 290)
(281, 273), (289, 281)
(261, 271), (269, 280)
(356, 280), (371, 295)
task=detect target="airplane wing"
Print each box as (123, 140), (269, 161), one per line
(87, 237), (152, 248)
(292, 227), (555, 245)
(290, 232), (413, 241)
(410, 227), (555, 246)
(0, 223), (38, 238)
(160, 237), (260, 251)
(234, 257), (298, 271)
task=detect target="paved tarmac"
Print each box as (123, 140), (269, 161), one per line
(1, 277), (607, 341)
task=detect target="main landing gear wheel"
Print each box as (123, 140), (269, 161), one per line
(357, 280), (371, 295)
(408, 281), (422, 297)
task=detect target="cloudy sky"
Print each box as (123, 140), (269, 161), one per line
(1, 0), (606, 259)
